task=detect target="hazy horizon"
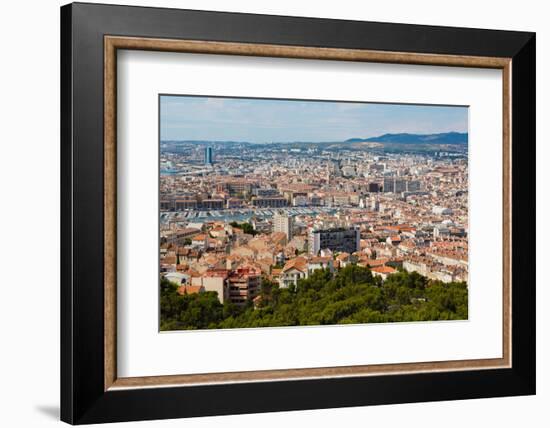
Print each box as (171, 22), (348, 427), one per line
(160, 130), (468, 144)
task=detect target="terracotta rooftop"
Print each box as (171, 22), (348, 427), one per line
(371, 266), (397, 274)
(204, 269), (229, 278)
(177, 285), (203, 295)
(282, 256), (308, 273)
(309, 256), (332, 264)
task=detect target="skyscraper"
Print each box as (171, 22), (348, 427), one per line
(204, 147), (213, 165)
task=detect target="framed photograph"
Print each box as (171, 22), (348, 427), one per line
(61, 2), (536, 424)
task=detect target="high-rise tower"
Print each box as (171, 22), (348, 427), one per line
(204, 147), (213, 165)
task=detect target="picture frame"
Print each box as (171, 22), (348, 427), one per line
(61, 2), (535, 424)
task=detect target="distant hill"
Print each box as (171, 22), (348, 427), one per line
(346, 132), (468, 145)
(162, 132), (468, 147)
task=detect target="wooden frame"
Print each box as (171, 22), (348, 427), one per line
(104, 36), (513, 390)
(62, 2), (535, 424)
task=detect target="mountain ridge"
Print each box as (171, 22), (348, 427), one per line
(162, 131), (468, 146)
(346, 132), (467, 145)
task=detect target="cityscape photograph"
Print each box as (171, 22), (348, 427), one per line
(159, 95), (469, 331)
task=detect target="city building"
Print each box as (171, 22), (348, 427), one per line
(163, 227), (201, 245)
(331, 160), (341, 177)
(273, 212), (294, 241)
(251, 196), (289, 208)
(394, 178), (407, 193)
(226, 198), (244, 209)
(292, 195), (308, 206)
(368, 182), (380, 192)
(190, 268), (260, 305)
(432, 206), (453, 215)
(279, 257), (308, 288)
(174, 199), (198, 211)
(383, 177), (419, 194)
(160, 199), (174, 211)
(407, 180), (421, 192)
(204, 146), (213, 165)
(309, 227), (360, 255)
(308, 256), (334, 274)
(253, 187), (280, 197)
(341, 165), (356, 177)
(371, 265), (397, 280)
(227, 267), (261, 306)
(199, 199), (224, 210)
(383, 177), (395, 193)
(191, 270), (229, 303)
(216, 179), (258, 196)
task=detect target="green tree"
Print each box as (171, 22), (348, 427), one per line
(160, 269), (468, 331)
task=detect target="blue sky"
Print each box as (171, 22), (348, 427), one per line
(160, 95), (468, 143)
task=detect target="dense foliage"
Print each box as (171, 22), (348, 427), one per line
(160, 265), (468, 331)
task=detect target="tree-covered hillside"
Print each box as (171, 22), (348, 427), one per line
(160, 265), (468, 331)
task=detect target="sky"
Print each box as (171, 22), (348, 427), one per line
(160, 95), (468, 143)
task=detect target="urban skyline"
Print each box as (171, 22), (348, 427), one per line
(159, 95), (469, 331)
